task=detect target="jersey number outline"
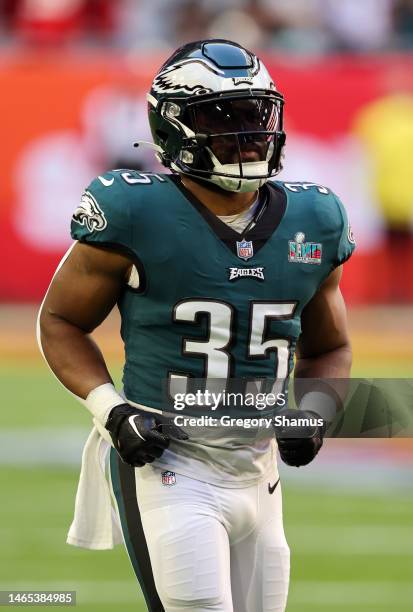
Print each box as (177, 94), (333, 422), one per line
(120, 172), (166, 184)
(169, 299), (297, 402)
(283, 182), (329, 194)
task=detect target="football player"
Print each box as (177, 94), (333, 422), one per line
(38, 40), (354, 612)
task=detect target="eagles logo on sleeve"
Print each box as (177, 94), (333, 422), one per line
(347, 223), (356, 245)
(72, 191), (107, 233)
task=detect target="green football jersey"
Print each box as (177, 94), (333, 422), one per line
(71, 171), (355, 414)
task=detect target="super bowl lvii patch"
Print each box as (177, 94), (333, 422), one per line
(288, 232), (322, 264)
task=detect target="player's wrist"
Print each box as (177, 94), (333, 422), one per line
(83, 383), (126, 426)
(298, 390), (340, 430)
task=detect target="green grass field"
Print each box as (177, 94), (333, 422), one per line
(1, 305), (413, 611)
(1, 466), (413, 611)
(1, 365), (413, 611)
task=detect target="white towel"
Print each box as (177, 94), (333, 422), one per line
(66, 421), (123, 550)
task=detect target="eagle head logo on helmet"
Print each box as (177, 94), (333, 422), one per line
(146, 39), (286, 193)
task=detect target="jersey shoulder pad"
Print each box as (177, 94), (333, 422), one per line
(70, 169), (169, 248)
(275, 180), (356, 266)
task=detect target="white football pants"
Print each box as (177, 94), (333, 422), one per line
(110, 450), (290, 612)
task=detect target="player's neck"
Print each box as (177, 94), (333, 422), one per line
(180, 175), (258, 216)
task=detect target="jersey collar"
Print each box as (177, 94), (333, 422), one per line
(170, 175), (287, 259)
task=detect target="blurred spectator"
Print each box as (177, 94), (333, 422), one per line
(173, 0), (212, 48)
(392, 0), (413, 48)
(1, 0), (413, 54)
(207, 7), (262, 50)
(1, 0), (115, 47)
(112, 0), (181, 50)
(253, 0), (331, 54)
(322, 0), (394, 52)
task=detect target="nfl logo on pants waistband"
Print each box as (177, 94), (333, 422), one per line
(236, 239), (254, 260)
(161, 471), (176, 486)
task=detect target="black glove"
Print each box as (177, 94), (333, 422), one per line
(105, 403), (188, 467)
(274, 408), (326, 467)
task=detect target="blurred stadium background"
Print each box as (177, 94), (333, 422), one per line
(1, 1), (413, 610)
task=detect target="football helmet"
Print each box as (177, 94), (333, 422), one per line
(146, 39), (286, 192)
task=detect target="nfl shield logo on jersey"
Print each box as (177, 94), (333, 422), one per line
(161, 471), (176, 486)
(236, 239), (254, 260)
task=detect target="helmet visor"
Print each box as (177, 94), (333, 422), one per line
(187, 97), (281, 165)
